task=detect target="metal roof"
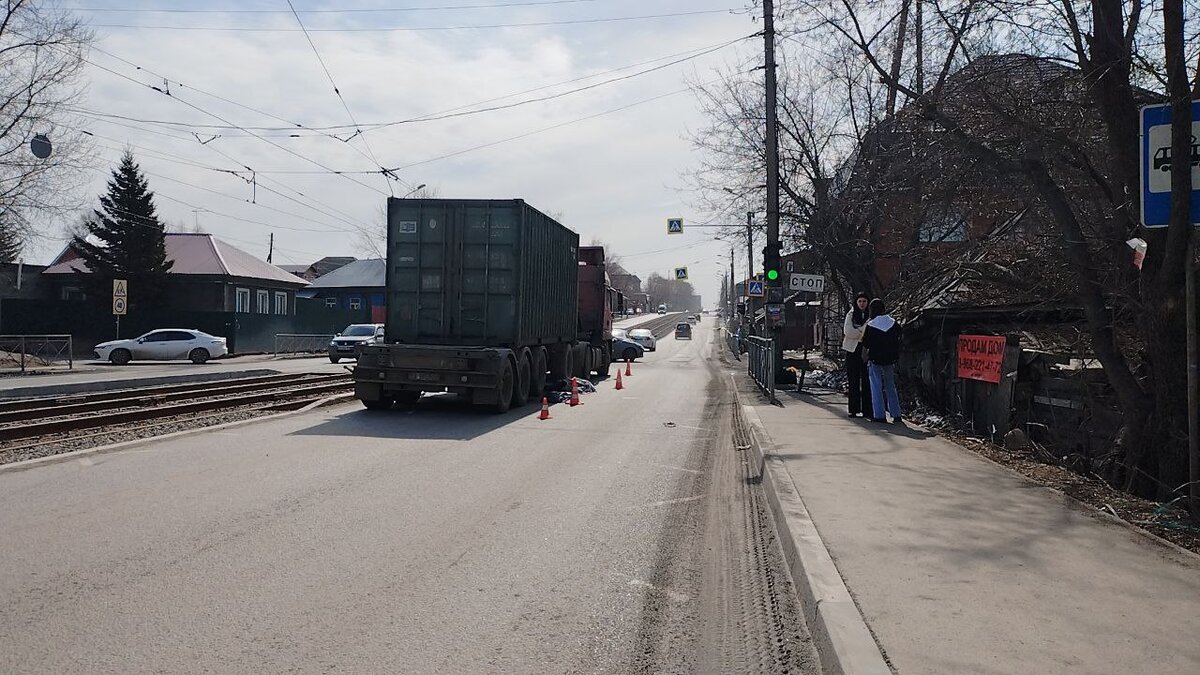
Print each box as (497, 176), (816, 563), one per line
(42, 233), (308, 287)
(305, 258), (385, 289)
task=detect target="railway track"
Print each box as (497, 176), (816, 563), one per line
(0, 372), (353, 458)
(627, 312), (690, 338)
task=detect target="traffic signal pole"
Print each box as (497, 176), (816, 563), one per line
(761, 0), (787, 383)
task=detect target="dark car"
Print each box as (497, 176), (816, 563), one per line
(674, 322), (692, 340)
(613, 335), (645, 362)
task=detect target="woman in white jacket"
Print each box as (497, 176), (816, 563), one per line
(842, 292), (872, 417)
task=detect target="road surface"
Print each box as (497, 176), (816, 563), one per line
(0, 320), (820, 674)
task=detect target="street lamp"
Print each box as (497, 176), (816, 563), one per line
(402, 183), (427, 198)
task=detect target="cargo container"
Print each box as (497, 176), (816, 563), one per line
(353, 198), (618, 413)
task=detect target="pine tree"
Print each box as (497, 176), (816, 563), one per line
(71, 151), (173, 307)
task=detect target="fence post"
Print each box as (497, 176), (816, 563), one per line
(68, 336), (73, 370)
(20, 336), (25, 373)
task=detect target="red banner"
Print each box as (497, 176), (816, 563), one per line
(957, 335), (1006, 384)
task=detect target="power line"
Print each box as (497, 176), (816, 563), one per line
(69, 36), (747, 135)
(89, 8), (739, 32)
(286, 0), (396, 195)
(68, 0), (606, 13)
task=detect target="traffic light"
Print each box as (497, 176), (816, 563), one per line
(762, 241), (782, 284)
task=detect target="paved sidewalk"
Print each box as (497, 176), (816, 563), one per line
(740, 379), (1200, 675)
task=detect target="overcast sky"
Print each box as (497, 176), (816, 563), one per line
(36, 0), (764, 307)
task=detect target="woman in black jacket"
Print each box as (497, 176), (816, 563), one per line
(861, 298), (902, 423)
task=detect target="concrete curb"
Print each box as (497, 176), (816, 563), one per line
(0, 396), (359, 475)
(0, 368), (282, 401)
(738, 399), (892, 675)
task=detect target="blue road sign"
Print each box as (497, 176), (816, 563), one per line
(667, 218), (684, 234)
(748, 280), (764, 297)
(674, 266), (688, 280)
(1140, 101), (1200, 227)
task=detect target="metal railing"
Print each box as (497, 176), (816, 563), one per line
(723, 326), (742, 361)
(274, 334), (334, 356)
(0, 335), (73, 372)
(744, 335), (777, 402)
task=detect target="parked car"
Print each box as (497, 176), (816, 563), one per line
(329, 323), (385, 363)
(613, 335), (645, 362)
(612, 328), (627, 340)
(687, 315), (698, 325)
(675, 322), (693, 340)
(627, 328), (657, 352)
(93, 329), (228, 365)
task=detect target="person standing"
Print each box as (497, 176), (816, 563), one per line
(861, 298), (903, 424)
(841, 292), (872, 417)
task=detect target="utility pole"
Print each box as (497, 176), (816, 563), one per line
(1188, 230), (1197, 517)
(762, 0), (785, 382)
(267, 233), (274, 264)
(746, 210), (755, 282)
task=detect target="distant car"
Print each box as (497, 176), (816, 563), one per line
(613, 335), (645, 362)
(93, 329), (228, 365)
(687, 315), (699, 325)
(628, 328), (657, 352)
(675, 322), (693, 340)
(657, 304), (667, 314)
(612, 328), (628, 340)
(329, 323), (385, 363)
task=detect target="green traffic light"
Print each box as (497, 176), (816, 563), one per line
(766, 269), (779, 281)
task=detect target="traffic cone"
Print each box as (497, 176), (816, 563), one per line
(569, 377), (581, 406)
(538, 397), (551, 420)
(615, 369), (624, 390)
(625, 359), (633, 376)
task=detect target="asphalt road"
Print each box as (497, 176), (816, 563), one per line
(0, 321), (820, 674)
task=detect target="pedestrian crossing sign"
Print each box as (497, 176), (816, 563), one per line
(674, 266), (689, 280)
(113, 279), (127, 297)
(667, 218), (683, 234)
(748, 280), (764, 297)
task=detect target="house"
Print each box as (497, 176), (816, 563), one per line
(299, 258), (386, 322)
(41, 233), (308, 314)
(281, 256), (357, 281)
(0, 262), (48, 302)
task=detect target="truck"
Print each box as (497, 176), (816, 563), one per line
(352, 198), (621, 413)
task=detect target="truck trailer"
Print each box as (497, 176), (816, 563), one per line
(353, 198), (619, 413)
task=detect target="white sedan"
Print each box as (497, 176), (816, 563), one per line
(627, 328), (657, 352)
(94, 329), (228, 365)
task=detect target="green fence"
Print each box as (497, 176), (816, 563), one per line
(0, 298), (371, 355)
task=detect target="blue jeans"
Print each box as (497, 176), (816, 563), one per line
(868, 363), (902, 420)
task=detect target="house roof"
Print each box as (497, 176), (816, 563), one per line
(309, 256), (357, 278)
(306, 258), (385, 289)
(278, 264), (309, 274)
(43, 233), (309, 287)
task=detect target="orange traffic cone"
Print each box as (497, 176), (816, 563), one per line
(538, 397), (551, 420)
(615, 369), (624, 390)
(569, 377), (581, 406)
(625, 359), (633, 376)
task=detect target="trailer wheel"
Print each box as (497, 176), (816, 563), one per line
(362, 396), (394, 411)
(513, 350), (531, 407)
(492, 358), (514, 413)
(597, 345), (611, 378)
(530, 347), (548, 400)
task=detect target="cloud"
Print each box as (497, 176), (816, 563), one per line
(30, 1), (752, 306)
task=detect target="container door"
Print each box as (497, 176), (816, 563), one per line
(388, 201), (454, 342)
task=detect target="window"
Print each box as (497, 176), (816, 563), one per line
(235, 287), (251, 313)
(918, 214), (967, 243)
(256, 290), (270, 314)
(349, 297), (362, 311)
(274, 291), (288, 315)
(325, 297), (337, 309)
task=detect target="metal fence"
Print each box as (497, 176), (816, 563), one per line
(744, 335), (777, 402)
(723, 326), (742, 361)
(0, 335), (73, 372)
(274, 334), (334, 357)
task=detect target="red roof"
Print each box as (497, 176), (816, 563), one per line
(43, 233), (308, 287)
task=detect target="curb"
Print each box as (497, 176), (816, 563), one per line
(0, 396), (358, 475)
(737, 393), (892, 675)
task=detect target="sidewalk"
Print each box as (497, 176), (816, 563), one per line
(738, 377), (1200, 675)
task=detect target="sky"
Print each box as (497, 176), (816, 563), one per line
(32, 0), (765, 308)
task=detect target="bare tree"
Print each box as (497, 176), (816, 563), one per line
(0, 1), (93, 252)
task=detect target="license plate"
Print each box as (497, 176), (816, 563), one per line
(408, 372), (440, 382)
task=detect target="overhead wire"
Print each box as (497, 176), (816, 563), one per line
(88, 9), (740, 32)
(285, 0), (396, 195)
(67, 0), (607, 13)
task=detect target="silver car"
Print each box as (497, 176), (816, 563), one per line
(627, 328), (657, 352)
(94, 329), (228, 365)
(329, 324), (385, 363)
